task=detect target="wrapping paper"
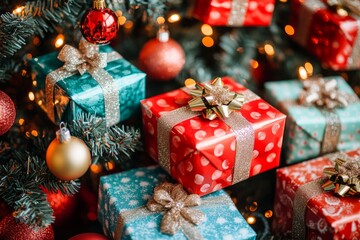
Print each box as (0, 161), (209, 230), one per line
(141, 77), (286, 196)
(265, 76), (360, 164)
(291, 0), (360, 70)
(272, 149), (360, 239)
(193, 0), (275, 27)
(30, 45), (146, 125)
(98, 166), (257, 240)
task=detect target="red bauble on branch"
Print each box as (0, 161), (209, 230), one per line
(0, 214), (54, 240)
(0, 90), (16, 136)
(69, 233), (108, 240)
(45, 190), (78, 226)
(81, 0), (119, 44)
(139, 26), (185, 81)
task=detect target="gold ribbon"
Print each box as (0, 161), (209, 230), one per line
(45, 39), (121, 127)
(322, 155), (360, 197)
(146, 182), (205, 238)
(326, 0), (360, 16)
(298, 78), (349, 109)
(188, 77), (245, 120)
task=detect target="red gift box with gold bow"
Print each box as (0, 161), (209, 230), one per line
(273, 149), (360, 239)
(291, 0), (360, 70)
(141, 77), (286, 196)
(192, 0), (275, 27)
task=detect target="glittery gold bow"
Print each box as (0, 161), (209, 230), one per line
(188, 77), (245, 120)
(58, 39), (107, 75)
(298, 78), (349, 109)
(326, 0), (360, 16)
(146, 182), (205, 236)
(322, 155), (360, 197)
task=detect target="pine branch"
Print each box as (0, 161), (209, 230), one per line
(69, 113), (142, 166)
(125, 0), (181, 21)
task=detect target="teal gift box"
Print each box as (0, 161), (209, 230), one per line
(30, 40), (146, 126)
(98, 166), (256, 240)
(265, 76), (360, 164)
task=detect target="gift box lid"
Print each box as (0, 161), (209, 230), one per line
(30, 45), (146, 120)
(264, 76), (360, 143)
(98, 166), (257, 240)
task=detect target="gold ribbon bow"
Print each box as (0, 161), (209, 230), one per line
(188, 77), (245, 120)
(322, 155), (360, 197)
(298, 78), (349, 109)
(58, 39), (107, 75)
(146, 182), (205, 237)
(327, 0), (360, 16)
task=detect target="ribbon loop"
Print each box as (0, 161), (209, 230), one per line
(146, 182), (205, 237)
(322, 155), (360, 197)
(188, 77), (245, 120)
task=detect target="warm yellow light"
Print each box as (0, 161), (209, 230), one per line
(250, 60), (259, 69)
(21, 69), (27, 76)
(285, 25), (295, 36)
(124, 21), (134, 29)
(185, 78), (196, 88)
(33, 36), (40, 46)
(106, 161), (115, 170)
(31, 130), (38, 137)
(26, 53), (33, 60)
(28, 92), (35, 101)
(90, 164), (102, 174)
(247, 216), (256, 225)
(19, 118), (25, 125)
(157, 16), (165, 25)
(168, 13), (181, 23)
(13, 6), (25, 14)
(38, 100), (43, 106)
(304, 62), (313, 76)
(264, 44), (275, 56)
(119, 16), (127, 25)
(202, 36), (214, 48)
(32, 80), (37, 86)
(265, 210), (273, 218)
(298, 66), (308, 80)
(279, 0), (287, 2)
(201, 24), (213, 36)
(55, 34), (64, 48)
(249, 202), (258, 212)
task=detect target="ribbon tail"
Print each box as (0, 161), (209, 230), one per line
(180, 217), (204, 240)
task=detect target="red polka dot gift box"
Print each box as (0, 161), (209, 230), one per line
(141, 77), (286, 196)
(192, 0), (275, 27)
(272, 149), (360, 240)
(290, 0), (360, 70)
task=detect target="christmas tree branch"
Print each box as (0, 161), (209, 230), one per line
(69, 114), (142, 166)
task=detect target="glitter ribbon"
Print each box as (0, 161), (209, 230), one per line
(291, 152), (356, 239)
(45, 39), (121, 127)
(322, 155), (360, 197)
(157, 84), (259, 184)
(326, 0), (360, 16)
(114, 184), (230, 239)
(227, 0), (249, 26)
(188, 77), (245, 120)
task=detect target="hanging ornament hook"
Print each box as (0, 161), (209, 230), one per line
(56, 122), (71, 143)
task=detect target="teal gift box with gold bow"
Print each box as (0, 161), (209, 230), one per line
(265, 76), (360, 164)
(98, 165), (256, 240)
(30, 40), (146, 127)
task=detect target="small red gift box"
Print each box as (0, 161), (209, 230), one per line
(192, 0), (275, 27)
(273, 149), (360, 239)
(141, 77), (286, 196)
(291, 0), (360, 70)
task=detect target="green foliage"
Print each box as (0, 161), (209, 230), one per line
(69, 114), (142, 166)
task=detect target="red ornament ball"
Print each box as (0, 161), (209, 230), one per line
(45, 190), (78, 226)
(69, 233), (108, 240)
(0, 214), (54, 240)
(139, 38), (185, 81)
(0, 90), (16, 136)
(81, 7), (118, 44)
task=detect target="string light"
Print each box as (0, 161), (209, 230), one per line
(55, 34), (65, 48)
(249, 202), (258, 212)
(157, 16), (165, 24)
(168, 13), (181, 23)
(124, 21), (134, 30)
(185, 78), (196, 88)
(118, 16), (127, 25)
(13, 6), (25, 14)
(202, 36), (214, 48)
(105, 161), (115, 170)
(304, 62), (313, 76)
(285, 25), (295, 36)
(31, 130), (38, 137)
(298, 66), (308, 80)
(33, 36), (40, 46)
(28, 92), (35, 101)
(90, 164), (102, 174)
(247, 216), (256, 224)
(32, 80), (37, 86)
(264, 44), (275, 56)
(18, 118), (25, 125)
(279, 0), (287, 2)
(250, 60), (259, 69)
(265, 210), (273, 218)
(201, 24), (213, 36)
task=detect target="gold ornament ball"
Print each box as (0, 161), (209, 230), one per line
(46, 136), (91, 181)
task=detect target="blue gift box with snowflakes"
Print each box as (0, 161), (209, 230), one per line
(98, 166), (256, 240)
(265, 76), (360, 164)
